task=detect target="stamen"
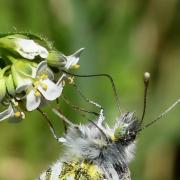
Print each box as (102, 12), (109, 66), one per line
(14, 111), (21, 118)
(62, 80), (66, 86)
(41, 83), (48, 91)
(40, 74), (48, 80)
(11, 99), (19, 107)
(14, 102), (19, 107)
(71, 64), (80, 69)
(34, 81), (40, 88)
(68, 76), (74, 84)
(34, 90), (41, 97)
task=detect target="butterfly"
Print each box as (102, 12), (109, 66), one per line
(38, 72), (179, 180)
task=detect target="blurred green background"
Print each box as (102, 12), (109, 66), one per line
(0, 0), (179, 180)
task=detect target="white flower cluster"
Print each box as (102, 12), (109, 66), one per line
(0, 33), (84, 121)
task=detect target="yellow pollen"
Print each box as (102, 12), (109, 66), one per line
(40, 74), (48, 80)
(41, 83), (48, 91)
(68, 76), (74, 84)
(34, 81), (40, 88)
(71, 64), (80, 69)
(34, 90), (41, 97)
(14, 111), (21, 118)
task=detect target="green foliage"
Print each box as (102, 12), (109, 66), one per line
(0, 0), (179, 179)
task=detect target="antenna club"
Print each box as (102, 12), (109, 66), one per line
(144, 72), (151, 83)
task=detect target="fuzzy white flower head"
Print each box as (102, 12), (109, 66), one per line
(15, 38), (49, 60)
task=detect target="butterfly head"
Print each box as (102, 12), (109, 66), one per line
(112, 112), (140, 143)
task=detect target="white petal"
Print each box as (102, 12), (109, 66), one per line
(16, 38), (48, 60)
(26, 90), (41, 111)
(38, 45), (49, 58)
(38, 79), (63, 101)
(64, 48), (85, 69)
(36, 61), (47, 74)
(0, 105), (14, 122)
(56, 74), (66, 86)
(36, 61), (54, 80)
(16, 83), (32, 93)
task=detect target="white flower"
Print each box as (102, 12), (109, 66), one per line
(47, 48), (85, 70)
(64, 48), (85, 70)
(25, 61), (64, 111)
(15, 38), (49, 60)
(0, 105), (14, 121)
(0, 100), (25, 122)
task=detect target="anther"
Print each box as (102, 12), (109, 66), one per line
(11, 99), (18, 107)
(68, 76), (74, 84)
(34, 81), (40, 88)
(41, 83), (48, 91)
(71, 64), (80, 69)
(40, 74), (48, 80)
(14, 111), (21, 118)
(34, 90), (41, 97)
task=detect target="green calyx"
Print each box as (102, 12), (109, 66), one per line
(47, 50), (66, 68)
(0, 34), (26, 57)
(0, 67), (10, 102)
(11, 58), (37, 77)
(11, 59), (38, 92)
(0, 33), (52, 61)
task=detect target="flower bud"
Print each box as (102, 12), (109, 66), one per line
(11, 59), (38, 93)
(47, 50), (66, 68)
(0, 34), (48, 60)
(47, 48), (84, 70)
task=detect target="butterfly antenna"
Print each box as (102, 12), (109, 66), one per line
(73, 83), (103, 110)
(37, 108), (59, 141)
(53, 106), (109, 142)
(140, 72), (150, 125)
(53, 108), (78, 128)
(138, 98), (180, 132)
(61, 70), (121, 114)
(61, 94), (100, 116)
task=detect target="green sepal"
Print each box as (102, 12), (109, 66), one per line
(0, 35), (20, 56)
(5, 74), (16, 96)
(0, 78), (6, 102)
(11, 64), (33, 93)
(12, 59), (38, 78)
(47, 50), (66, 67)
